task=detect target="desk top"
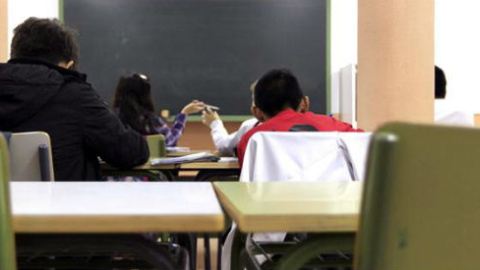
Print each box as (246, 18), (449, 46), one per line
(213, 181), (363, 233)
(11, 182), (225, 233)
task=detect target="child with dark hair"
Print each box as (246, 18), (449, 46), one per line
(236, 68), (363, 166)
(112, 73), (205, 146)
(434, 66), (474, 125)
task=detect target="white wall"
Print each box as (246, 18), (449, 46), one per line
(330, 0), (357, 114)
(331, 0), (480, 114)
(435, 0), (480, 113)
(7, 0), (59, 57)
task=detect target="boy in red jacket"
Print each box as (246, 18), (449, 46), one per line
(237, 68), (363, 166)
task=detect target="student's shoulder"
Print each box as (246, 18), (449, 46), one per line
(61, 77), (104, 103)
(239, 118), (259, 129)
(239, 120), (266, 143)
(305, 111), (331, 121)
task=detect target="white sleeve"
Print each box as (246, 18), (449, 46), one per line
(210, 119), (237, 156)
(210, 118), (258, 156)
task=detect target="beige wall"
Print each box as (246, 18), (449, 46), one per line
(357, 0), (435, 131)
(474, 115), (480, 127)
(0, 0), (7, 62)
(177, 121), (242, 152)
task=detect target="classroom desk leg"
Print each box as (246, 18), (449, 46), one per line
(217, 232), (222, 270)
(175, 233), (197, 270)
(195, 169), (239, 270)
(204, 233), (211, 270)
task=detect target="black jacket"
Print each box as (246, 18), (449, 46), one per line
(0, 59), (149, 180)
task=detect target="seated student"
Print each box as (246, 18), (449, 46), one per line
(236, 68), (362, 166)
(202, 80), (310, 155)
(0, 18), (149, 180)
(434, 66), (474, 126)
(112, 73), (205, 146)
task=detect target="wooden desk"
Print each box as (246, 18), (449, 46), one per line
(11, 182), (225, 233)
(213, 181), (363, 233)
(102, 158), (239, 171)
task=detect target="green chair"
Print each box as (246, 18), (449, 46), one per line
(355, 122), (480, 270)
(0, 134), (17, 270)
(146, 134), (166, 158)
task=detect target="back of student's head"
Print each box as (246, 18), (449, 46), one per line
(10, 17), (78, 67)
(254, 69), (304, 117)
(435, 66), (447, 99)
(113, 73), (156, 134)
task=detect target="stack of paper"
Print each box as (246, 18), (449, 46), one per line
(151, 152), (219, 165)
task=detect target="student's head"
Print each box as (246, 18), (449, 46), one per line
(253, 69), (304, 120)
(113, 73), (155, 113)
(113, 73), (156, 133)
(10, 17), (78, 69)
(435, 66), (447, 99)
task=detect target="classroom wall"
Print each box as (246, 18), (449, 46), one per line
(177, 122), (242, 152)
(330, 0), (480, 116)
(5, 1), (477, 126)
(4, 0), (356, 115)
(330, 0), (357, 114)
(0, 0), (7, 62)
(435, 0), (480, 113)
(7, 0), (59, 57)
(6, 1), (480, 115)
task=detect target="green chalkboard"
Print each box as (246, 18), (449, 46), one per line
(65, 0), (328, 116)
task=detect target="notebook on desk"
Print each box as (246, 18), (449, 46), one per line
(151, 152), (220, 165)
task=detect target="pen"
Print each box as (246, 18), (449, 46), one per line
(204, 104), (220, 111)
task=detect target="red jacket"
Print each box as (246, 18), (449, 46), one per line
(236, 109), (363, 166)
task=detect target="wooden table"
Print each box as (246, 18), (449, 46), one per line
(11, 182), (225, 233)
(213, 181), (363, 233)
(102, 158), (239, 171)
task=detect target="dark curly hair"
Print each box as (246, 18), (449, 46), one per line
(254, 68), (304, 117)
(10, 17), (79, 68)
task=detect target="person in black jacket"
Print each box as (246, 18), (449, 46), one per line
(0, 17), (149, 180)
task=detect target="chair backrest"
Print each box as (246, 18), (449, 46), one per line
(356, 123), (480, 270)
(9, 132), (54, 181)
(146, 134), (166, 158)
(0, 134), (17, 270)
(239, 132), (371, 182)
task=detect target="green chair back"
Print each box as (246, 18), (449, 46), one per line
(356, 123), (480, 270)
(146, 134), (166, 158)
(0, 134), (17, 270)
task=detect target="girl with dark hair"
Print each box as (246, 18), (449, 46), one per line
(113, 73), (204, 146)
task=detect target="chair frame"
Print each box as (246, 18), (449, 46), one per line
(0, 134), (17, 269)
